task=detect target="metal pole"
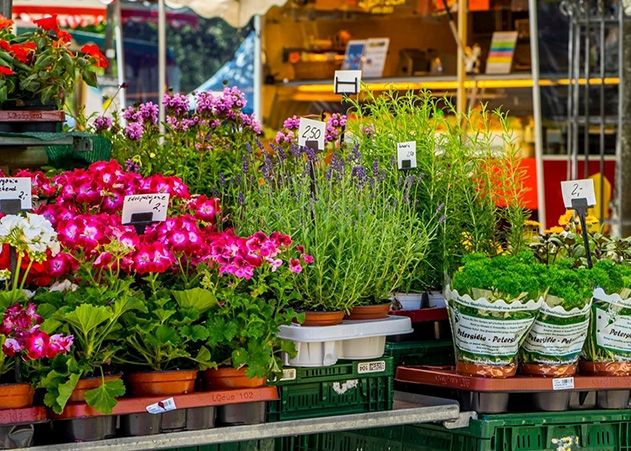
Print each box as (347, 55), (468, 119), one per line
(529, 0), (546, 230)
(598, 0), (605, 227)
(0, 0), (11, 18)
(456, 0), (467, 116)
(253, 15), (262, 125)
(583, 5), (590, 179)
(614, 2), (627, 236)
(571, 7), (581, 180)
(158, 0), (166, 136)
(114, 0), (126, 111)
(565, 2), (575, 181)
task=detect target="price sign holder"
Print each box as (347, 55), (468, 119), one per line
(129, 212), (155, 235)
(561, 179), (596, 269)
(305, 140), (318, 223)
(571, 198), (593, 269)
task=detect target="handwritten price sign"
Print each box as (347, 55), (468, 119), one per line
(561, 179), (596, 209)
(397, 141), (417, 170)
(0, 178), (32, 210)
(122, 193), (170, 224)
(298, 118), (325, 150)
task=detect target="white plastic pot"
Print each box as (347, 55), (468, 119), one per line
(392, 292), (423, 311)
(427, 291), (446, 308)
(278, 316), (413, 367)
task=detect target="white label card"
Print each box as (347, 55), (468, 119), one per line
(146, 397), (177, 414)
(0, 177), (31, 210)
(122, 193), (170, 224)
(280, 368), (296, 382)
(298, 118), (326, 150)
(552, 377), (575, 391)
(334, 70), (362, 94)
(561, 179), (596, 208)
(357, 360), (386, 374)
(397, 141), (417, 170)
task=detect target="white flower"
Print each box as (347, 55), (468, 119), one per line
(50, 280), (78, 293)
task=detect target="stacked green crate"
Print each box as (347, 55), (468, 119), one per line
(384, 339), (454, 366)
(268, 357), (395, 421)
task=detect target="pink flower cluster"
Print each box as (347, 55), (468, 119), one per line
(1, 303), (73, 361)
(274, 114), (347, 145)
(20, 160), (190, 215)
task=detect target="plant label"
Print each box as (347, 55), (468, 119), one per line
(0, 178), (31, 210)
(397, 141), (417, 170)
(552, 377), (575, 391)
(146, 397), (177, 414)
(122, 193), (170, 224)
(357, 360), (386, 374)
(298, 118), (325, 150)
(334, 70), (362, 94)
(280, 368), (296, 382)
(561, 179), (596, 209)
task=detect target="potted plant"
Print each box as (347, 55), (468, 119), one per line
(519, 260), (592, 377)
(0, 14), (107, 131)
(448, 252), (544, 378)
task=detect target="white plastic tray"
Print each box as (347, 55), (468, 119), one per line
(279, 316), (413, 367)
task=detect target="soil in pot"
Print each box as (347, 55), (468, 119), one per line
(347, 303), (391, 320)
(520, 363), (578, 378)
(127, 369), (197, 397)
(0, 383), (34, 409)
(301, 311), (344, 327)
(69, 376), (123, 403)
(203, 367), (266, 390)
(456, 361), (516, 378)
(579, 360), (631, 376)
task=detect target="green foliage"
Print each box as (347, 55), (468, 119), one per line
(84, 378), (126, 414)
(543, 260), (593, 309)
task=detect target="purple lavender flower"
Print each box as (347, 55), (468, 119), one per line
(304, 145), (316, 161)
(163, 92), (190, 117)
(330, 153), (345, 174)
(93, 116), (112, 132)
(262, 155), (273, 181)
(219, 172), (226, 188)
(290, 144), (301, 158)
(245, 142), (253, 155)
(139, 101), (159, 125)
(372, 159), (379, 178)
(350, 144), (361, 163)
(124, 122), (144, 141)
(436, 202), (445, 213)
(438, 214), (446, 224)
(238, 191), (245, 206)
(242, 155), (249, 173)
(351, 166), (368, 184)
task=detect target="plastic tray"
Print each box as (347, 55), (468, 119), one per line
(0, 407), (47, 449)
(51, 387), (279, 419)
(396, 366), (631, 413)
(391, 307), (448, 323)
(278, 316), (412, 367)
(277, 427), (404, 451)
(268, 358), (394, 421)
(404, 409), (631, 451)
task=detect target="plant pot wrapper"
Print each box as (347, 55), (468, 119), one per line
(445, 286), (542, 378)
(519, 296), (591, 377)
(582, 288), (631, 374)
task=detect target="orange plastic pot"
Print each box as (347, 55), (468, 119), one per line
(69, 375), (123, 403)
(301, 311), (344, 326)
(127, 370), (197, 397)
(347, 303), (391, 320)
(0, 383), (34, 409)
(203, 367), (266, 390)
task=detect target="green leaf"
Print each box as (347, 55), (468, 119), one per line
(65, 304), (110, 336)
(172, 288), (217, 312)
(193, 346), (215, 370)
(42, 372), (80, 415)
(84, 379), (125, 414)
(155, 325), (179, 344)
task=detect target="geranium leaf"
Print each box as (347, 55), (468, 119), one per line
(84, 379), (125, 414)
(172, 288), (217, 312)
(64, 304), (110, 336)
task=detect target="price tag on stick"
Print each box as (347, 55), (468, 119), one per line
(298, 118), (325, 150)
(397, 141), (417, 170)
(122, 193), (170, 225)
(560, 178), (596, 268)
(333, 70), (362, 94)
(0, 178), (32, 210)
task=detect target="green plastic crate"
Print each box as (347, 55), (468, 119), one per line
(384, 339), (454, 366)
(402, 410), (631, 451)
(276, 427), (404, 451)
(171, 439), (275, 451)
(268, 357), (394, 421)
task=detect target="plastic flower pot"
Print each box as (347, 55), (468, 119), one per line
(301, 311), (344, 327)
(0, 384), (34, 410)
(69, 375), (123, 403)
(127, 370), (197, 397)
(392, 293), (423, 311)
(203, 368), (266, 390)
(347, 303), (391, 320)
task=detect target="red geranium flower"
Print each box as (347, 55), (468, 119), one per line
(57, 29), (71, 44)
(81, 43), (108, 69)
(0, 40), (9, 52)
(0, 65), (13, 76)
(33, 15), (58, 32)
(0, 16), (13, 30)
(10, 44), (30, 64)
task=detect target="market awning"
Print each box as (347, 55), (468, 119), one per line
(164, 0), (285, 27)
(12, 0), (107, 27)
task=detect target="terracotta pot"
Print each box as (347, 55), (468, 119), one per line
(520, 363), (577, 378)
(301, 311), (344, 327)
(0, 383), (34, 409)
(127, 370), (197, 397)
(69, 375), (123, 403)
(347, 303), (391, 320)
(203, 367), (266, 390)
(456, 360), (516, 378)
(580, 360), (631, 376)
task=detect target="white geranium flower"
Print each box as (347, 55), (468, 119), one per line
(50, 280), (78, 292)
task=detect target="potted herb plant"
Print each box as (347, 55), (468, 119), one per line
(519, 260), (592, 377)
(448, 252), (545, 378)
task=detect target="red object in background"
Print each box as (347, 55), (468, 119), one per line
(469, 0), (490, 11)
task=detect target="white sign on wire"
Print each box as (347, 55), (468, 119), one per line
(561, 179), (596, 209)
(122, 193), (170, 224)
(333, 70), (362, 94)
(0, 178), (32, 210)
(298, 118), (326, 150)
(397, 141), (417, 170)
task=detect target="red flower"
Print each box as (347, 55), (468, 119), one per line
(9, 44), (30, 64)
(0, 40), (9, 52)
(0, 65), (13, 76)
(57, 29), (71, 43)
(33, 15), (59, 32)
(0, 16), (13, 30)
(81, 43), (108, 69)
